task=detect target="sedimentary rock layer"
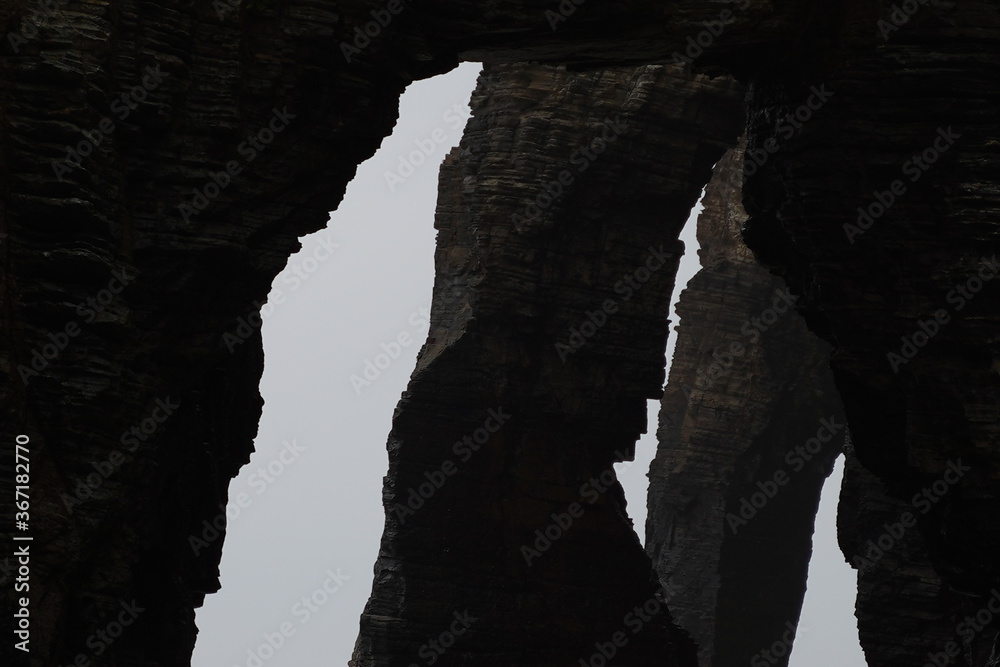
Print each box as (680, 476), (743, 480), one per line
(349, 61), (743, 667)
(0, 1), (438, 662)
(2, 0), (999, 665)
(647, 143), (846, 666)
(738, 4), (1000, 664)
(838, 435), (1000, 667)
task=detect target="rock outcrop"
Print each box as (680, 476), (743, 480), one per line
(2, 0), (999, 665)
(349, 61), (742, 667)
(0, 1), (437, 662)
(736, 5), (1000, 665)
(646, 142), (846, 667)
(838, 435), (1000, 667)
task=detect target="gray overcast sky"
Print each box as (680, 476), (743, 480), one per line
(191, 63), (865, 667)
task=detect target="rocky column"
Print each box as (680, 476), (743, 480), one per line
(351, 62), (743, 666)
(647, 142), (847, 666)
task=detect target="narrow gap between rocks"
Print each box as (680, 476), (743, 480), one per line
(788, 453), (866, 666)
(190, 64), (482, 667)
(615, 194), (704, 546)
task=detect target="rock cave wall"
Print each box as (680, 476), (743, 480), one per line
(1, 0), (998, 666)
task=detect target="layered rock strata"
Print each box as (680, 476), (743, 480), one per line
(737, 5), (1000, 664)
(0, 1), (443, 663)
(1, 0), (999, 665)
(839, 435), (1000, 667)
(646, 143), (846, 667)
(349, 61), (743, 667)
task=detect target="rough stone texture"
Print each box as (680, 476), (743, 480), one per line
(838, 434), (1000, 667)
(1, 0), (1000, 665)
(0, 1), (443, 664)
(737, 4), (1000, 666)
(349, 61), (743, 667)
(646, 142), (846, 667)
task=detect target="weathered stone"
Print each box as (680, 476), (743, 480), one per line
(839, 434), (1000, 667)
(349, 61), (742, 667)
(1, 0), (999, 665)
(647, 142), (846, 666)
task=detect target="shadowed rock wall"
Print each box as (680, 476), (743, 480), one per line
(839, 433), (1000, 667)
(738, 4), (1000, 665)
(0, 1), (444, 663)
(349, 61), (743, 667)
(1, 0), (999, 665)
(646, 142), (846, 666)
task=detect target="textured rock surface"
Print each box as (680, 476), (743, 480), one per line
(1, 0), (999, 665)
(0, 1), (439, 664)
(737, 4), (1000, 665)
(839, 434), (1000, 667)
(646, 143), (846, 666)
(349, 61), (742, 667)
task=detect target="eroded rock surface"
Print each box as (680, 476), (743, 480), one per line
(350, 61), (742, 667)
(646, 143), (846, 666)
(0, 1), (438, 663)
(1, 0), (999, 665)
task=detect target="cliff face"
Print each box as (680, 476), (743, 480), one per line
(2, 0), (999, 666)
(736, 4), (1000, 665)
(838, 436), (1000, 667)
(349, 62), (743, 667)
(1, 1), (433, 663)
(646, 143), (846, 667)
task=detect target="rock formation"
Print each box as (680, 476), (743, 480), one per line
(646, 141), (847, 666)
(1, 0), (998, 665)
(349, 62), (741, 667)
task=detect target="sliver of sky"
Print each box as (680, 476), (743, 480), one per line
(192, 62), (481, 667)
(789, 455), (867, 667)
